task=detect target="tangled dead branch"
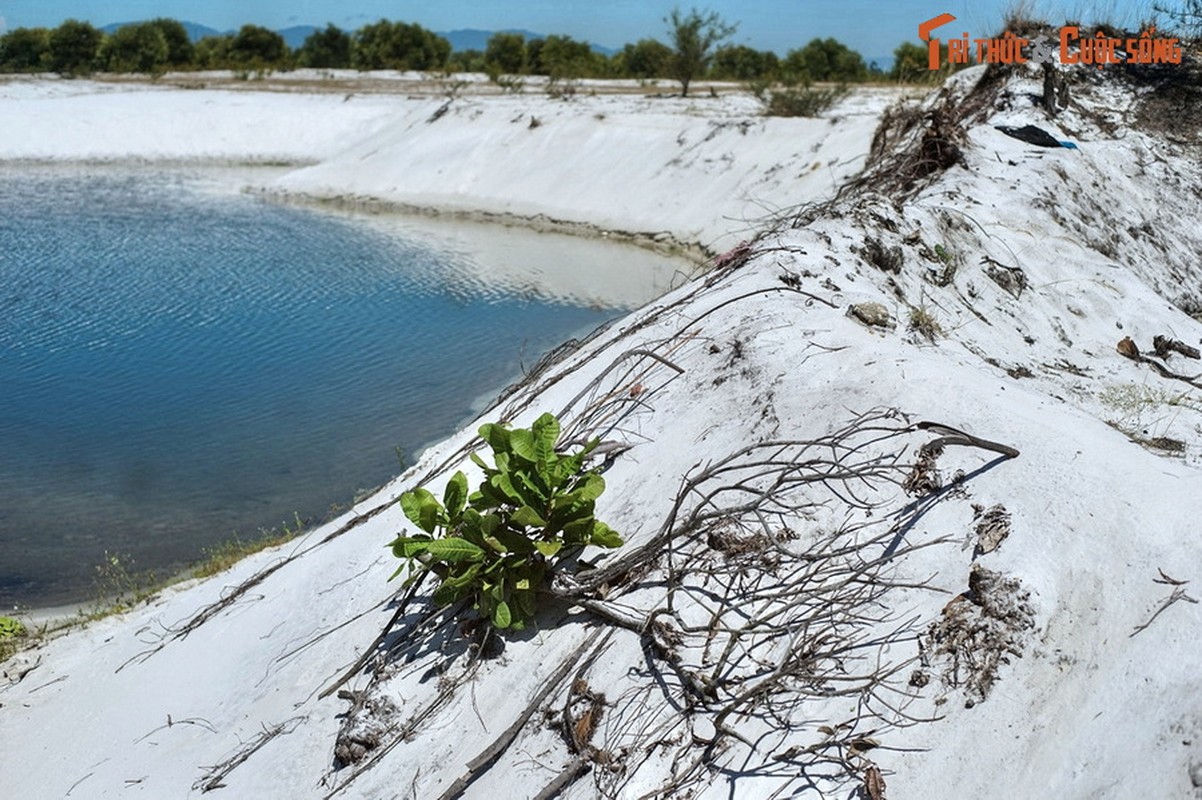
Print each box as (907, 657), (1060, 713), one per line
(533, 409), (1019, 797)
(313, 405), (1018, 799)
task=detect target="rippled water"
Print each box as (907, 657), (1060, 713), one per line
(0, 167), (689, 608)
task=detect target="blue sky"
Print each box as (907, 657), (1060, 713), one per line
(0, 1), (1171, 60)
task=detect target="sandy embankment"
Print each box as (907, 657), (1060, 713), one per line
(4, 66), (1201, 800)
(0, 72), (905, 254)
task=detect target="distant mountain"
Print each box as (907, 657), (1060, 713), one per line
(101, 21), (224, 42)
(439, 28), (616, 56)
(438, 28), (541, 52)
(278, 26), (318, 49)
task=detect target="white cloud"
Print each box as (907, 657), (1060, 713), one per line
(0, 16), (7, 33)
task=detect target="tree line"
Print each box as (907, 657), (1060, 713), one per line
(0, 12), (948, 86)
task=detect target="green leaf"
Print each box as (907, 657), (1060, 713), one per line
(459, 509), (487, 546)
(390, 534), (432, 559)
(572, 473), (606, 502)
(512, 589), (536, 619)
(510, 505), (547, 528)
(548, 500), (595, 536)
(438, 562), (481, 592)
(490, 526), (537, 555)
(532, 412), (560, 462)
(443, 471), (468, 519)
(492, 600), (513, 629)
(509, 428), (537, 462)
(400, 488), (439, 533)
(424, 537), (486, 562)
(491, 472), (523, 503)
(589, 521), (624, 549)
(515, 470), (551, 505)
(562, 518), (594, 545)
(480, 422), (510, 454)
(534, 540), (563, 557)
(469, 451), (490, 470)
(551, 453), (586, 487)
(0, 616), (26, 639)
(433, 580), (473, 606)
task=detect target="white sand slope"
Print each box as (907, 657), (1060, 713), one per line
(1, 65), (1201, 799)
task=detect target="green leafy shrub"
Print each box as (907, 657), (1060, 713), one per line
(389, 412), (622, 630)
(0, 616), (25, 639)
(0, 615), (26, 663)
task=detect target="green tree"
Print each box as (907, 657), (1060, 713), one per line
(890, 41), (929, 83)
(298, 23), (352, 68)
(784, 37), (868, 83)
(47, 19), (103, 76)
(147, 18), (194, 67)
(194, 35), (234, 68)
(484, 32), (527, 74)
(0, 27), (51, 72)
(665, 6), (737, 96)
(352, 20), (450, 71)
(229, 24), (288, 67)
(616, 38), (673, 79)
(99, 22), (169, 73)
(448, 48), (486, 73)
(711, 44), (779, 80)
(529, 34), (600, 78)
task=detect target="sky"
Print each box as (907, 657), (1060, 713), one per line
(0, 0), (1173, 61)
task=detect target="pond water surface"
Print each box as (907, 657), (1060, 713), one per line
(0, 168), (690, 608)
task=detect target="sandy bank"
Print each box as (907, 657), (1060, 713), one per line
(6, 64), (1201, 799)
(0, 74), (912, 252)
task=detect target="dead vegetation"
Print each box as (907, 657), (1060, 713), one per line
(273, 243), (1022, 798)
(916, 564), (1035, 708)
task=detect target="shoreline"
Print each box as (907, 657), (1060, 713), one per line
(0, 74), (891, 620)
(0, 76), (904, 253)
(251, 186), (714, 261)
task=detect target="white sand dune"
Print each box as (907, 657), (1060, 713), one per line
(1, 67), (1200, 799)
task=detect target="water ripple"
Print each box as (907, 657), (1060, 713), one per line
(0, 166), (686, 608)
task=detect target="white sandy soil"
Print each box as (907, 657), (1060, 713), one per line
(1, 67), (1201, 799)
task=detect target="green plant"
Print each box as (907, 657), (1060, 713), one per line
(192, 519), (301, 580)
(0, 616), (25, 639)
(389, 412), (622, 630)
(0, 615), (27, 663)
(928, 242), (959, 286)
(665, 6), (738, 97)
(91, 551), (159, 613)
(762, 84), (848, 117)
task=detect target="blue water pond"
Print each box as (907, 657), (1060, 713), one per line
(0, 167), (688, 608)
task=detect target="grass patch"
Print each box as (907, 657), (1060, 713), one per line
(1099, 383), (1201, 455)
(908, 306), (944, 341)
(0, 514), (311, 666)
(87, 551), (162, 618)
(1099, 383), (1202, 415)
(192, 517), (302, 579)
